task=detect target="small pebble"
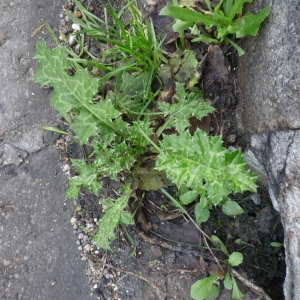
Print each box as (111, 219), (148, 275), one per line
(3, 259), (11, 266)
(68, 35), (76, 46)
(70, 217), (77, 225)
(74, 10), (82, 18)
(75, 43), (80, 53)
(72, 23), (81, 32)
(84, 244), (91, 252)
(251, 193), (261, 205)
(78, 233), (84, 239)
(78, 246), (83, 251)
(59, 14), (64, 18)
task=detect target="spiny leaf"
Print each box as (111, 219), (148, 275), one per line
(34, 40), (125, 145)
(94, 183), (134, 250)
(156, 129), (257, 204)
(66, 159), (101, 199)
(112, 71), (151, 113)
(158, 82), (214, 134)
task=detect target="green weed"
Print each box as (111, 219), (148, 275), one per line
(33, 1), (264, 299)
(160, 0), (271, 55)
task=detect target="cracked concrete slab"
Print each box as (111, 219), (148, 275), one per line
(0, 0), (91, 299)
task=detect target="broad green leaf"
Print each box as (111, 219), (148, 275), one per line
(191, 274), (218, 300)
(224, 271), (232, 290)
(231, 274), (244, 299)
(270, 242), (283, 248)
(228, 0), (253, 20)
(232, 7), (271, 38)
(94, 183), (133, 249)
(159, 6), (221, 27)
(222, 200), (244, 216)
(211, 235), (229, 256)
(206, 283), (220, 300)
(179, 190), (199, 205)
(173, 20), (194, 32)
(228, 252), (243, 267)
(156, 129), (257, 204)
(195, 203), (210, 225)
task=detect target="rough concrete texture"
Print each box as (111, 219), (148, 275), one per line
(247, 132), (300, 300)
(236, 0), (300, 134)
(236, 0), (300, 299)
(0, 0), (91, 299)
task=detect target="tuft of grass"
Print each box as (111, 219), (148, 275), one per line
(65, 0), (166, 102)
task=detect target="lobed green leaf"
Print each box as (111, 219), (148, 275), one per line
(156, 129), (257, 205)
(158, 82), (214, 134)
(34, 40), (126, 145)
(232, 7), (271, 38)
(94, 183), (134, 249)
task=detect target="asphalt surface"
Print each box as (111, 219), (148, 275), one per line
(0, 0), (91, 299)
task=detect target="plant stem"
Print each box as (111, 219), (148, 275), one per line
(135, 123), (161, 153)
(161, 188), (224, 274)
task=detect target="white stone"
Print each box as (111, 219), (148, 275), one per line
(72, 23), (81, 32)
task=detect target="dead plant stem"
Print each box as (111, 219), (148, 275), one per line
(101, 263), (168, 296)
(228, 266), (272, 300)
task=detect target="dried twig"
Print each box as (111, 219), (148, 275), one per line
(101, 262), (168, 296)
(228, 266), (272, 300)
